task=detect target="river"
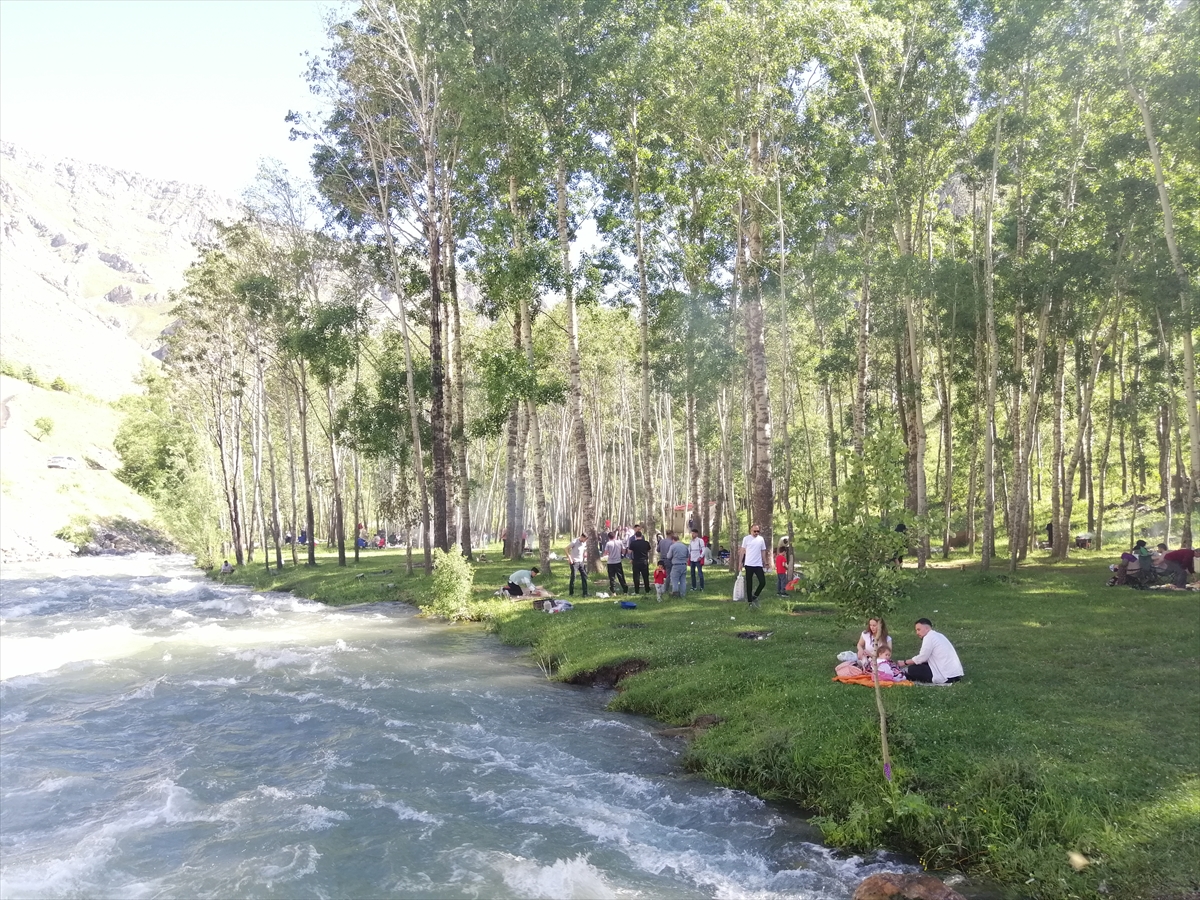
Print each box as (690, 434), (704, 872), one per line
(0, 555), (915, 898)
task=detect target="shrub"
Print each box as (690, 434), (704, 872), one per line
(423, 545), (476, 620)
(54, 516), (93, 546)
(33, 416), (54, 441)
(799, 522), (912, 620)
(50, 376), (69, 392)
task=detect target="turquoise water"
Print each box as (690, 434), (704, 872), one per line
(0, 556), (913, 898)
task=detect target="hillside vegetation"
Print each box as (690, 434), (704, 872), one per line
(0, 373), (155, 560)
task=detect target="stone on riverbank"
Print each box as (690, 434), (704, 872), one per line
(853, 873), (965, 900)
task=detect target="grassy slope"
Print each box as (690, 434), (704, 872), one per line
(221, 546), (1199, 900)
(0, 375), (155, 547)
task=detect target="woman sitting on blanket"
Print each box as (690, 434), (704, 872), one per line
(857, 617), (892, 665)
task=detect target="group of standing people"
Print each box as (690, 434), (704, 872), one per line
(562, 523), (791, 607)
(565, 527), (710, 600)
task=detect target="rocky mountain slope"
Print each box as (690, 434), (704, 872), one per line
(0, 373), (158, 562)
(0, 142), (240, 398)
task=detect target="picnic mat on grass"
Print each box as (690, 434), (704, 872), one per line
(832, 672), (912, 687)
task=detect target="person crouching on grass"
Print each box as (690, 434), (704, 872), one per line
(900, 618), (964, 684)
(503, 567), (539, 597)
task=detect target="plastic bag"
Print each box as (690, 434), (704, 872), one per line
(836, 650), (859, 663)
(733, 573), (745, 601)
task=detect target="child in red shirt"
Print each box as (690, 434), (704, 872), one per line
(775, 547), (788, 596)
(653, 561), (667, 601)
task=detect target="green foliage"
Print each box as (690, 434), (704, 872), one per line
(840, 428), (909, 524)
(113, 368), (222, 564)
(0, 359), (78, 395)
(422, 545), (477, 621)
(114, 370), (195, 498)
(798, 523), (912, 620)
(32, 416), (54, 441)
(54, 516), (93, 546)
(285, 302), (363, 388)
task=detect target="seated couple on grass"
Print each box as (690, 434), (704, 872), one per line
(844, 616), (963, 685)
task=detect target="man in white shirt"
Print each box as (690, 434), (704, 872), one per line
(603, 532), (628, 594)
(567, 533), (588, 597)
(902, 618), (964, 684)
(739, 524), (768, 605)
(504, 567), (540, 597)
(688, 529), (706, 591)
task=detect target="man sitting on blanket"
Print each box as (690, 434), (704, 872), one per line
(900, 618), (964, 684)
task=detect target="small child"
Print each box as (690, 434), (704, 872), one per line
(873, 646), (906, 682)
(653, 561), (667, 601)
(774, 546), (788, 596)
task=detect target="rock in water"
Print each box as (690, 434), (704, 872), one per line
(853, 873), (966, 900)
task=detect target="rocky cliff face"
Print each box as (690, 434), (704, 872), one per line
(0, 142), (240, 398)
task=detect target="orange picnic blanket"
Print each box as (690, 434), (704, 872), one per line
(832, 672), (912, 687)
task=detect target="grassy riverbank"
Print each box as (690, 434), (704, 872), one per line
(219, 548), (1199, 899)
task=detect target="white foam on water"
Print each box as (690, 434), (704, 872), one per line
(239, 844), (322, 888)
(197, 597), (251, 615)
(381, 799), (442, 826)
(0, 778), (219, 898)
(293, 804), (350, 831)
(0, 624), (158, 680)
(258, 785), (298, 800)
(154, 577), (198, 595)
(487, 852), (625, 900)
(33, 775), (91, 792)
(122, 677), (164, 700)
(233, 647), (312, 670)
(0, 599), (55, 618)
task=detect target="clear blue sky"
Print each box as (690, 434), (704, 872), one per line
(0, 0), (333, 196)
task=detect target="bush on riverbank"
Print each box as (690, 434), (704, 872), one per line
(216, 549), (1199, 899)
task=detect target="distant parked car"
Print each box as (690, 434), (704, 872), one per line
(47, 455), (80, 469)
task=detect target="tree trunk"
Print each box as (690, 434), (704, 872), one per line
(444, 207), (472, 557)
(390, 287), (432, 574)
(504, 404), (519, 560)
(981, 104), (1004, 570)
(1050, 334), (1068, 558)
(557, 158), (601, 570)
(744, 127), (774, 550)
(1116, 24), (1198, 547)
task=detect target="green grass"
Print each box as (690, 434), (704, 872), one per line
(218, 546), (1200, 900)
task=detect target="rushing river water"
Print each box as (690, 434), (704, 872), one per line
(0, 555), (915, 899)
